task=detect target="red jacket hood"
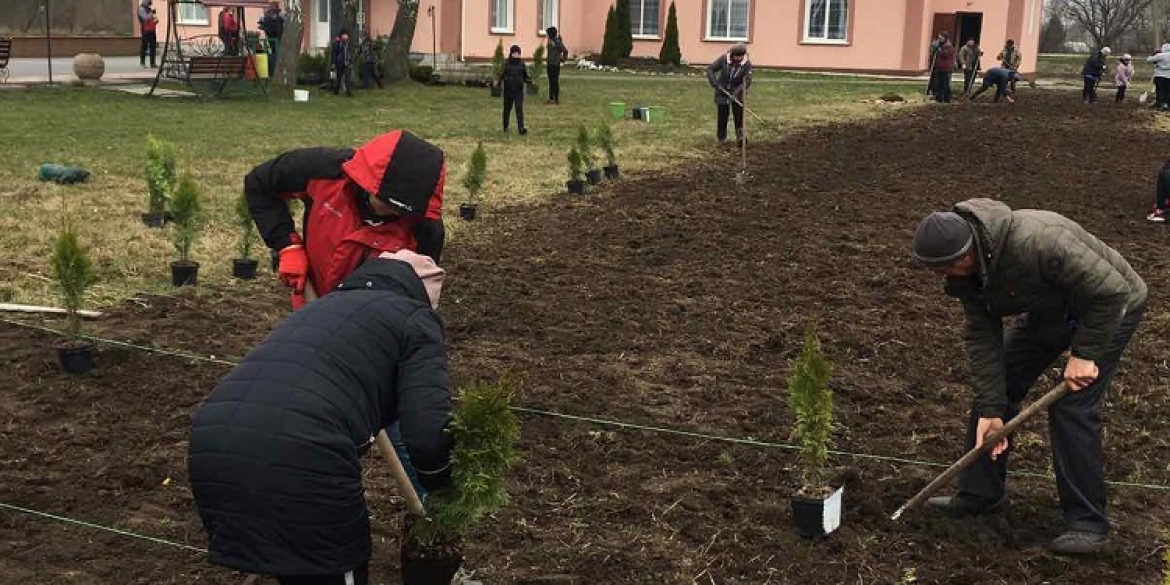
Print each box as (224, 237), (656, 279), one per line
(342, 131), (445, 216)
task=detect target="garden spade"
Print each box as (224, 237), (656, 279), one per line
(890, 381), (1070, 521)
(303, 280), (425, 515)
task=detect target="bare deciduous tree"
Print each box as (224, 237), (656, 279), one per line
(1064, 0), (1154, 49)
(382, 0), (420, 83)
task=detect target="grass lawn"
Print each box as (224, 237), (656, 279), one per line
(0, 75), (915, 308)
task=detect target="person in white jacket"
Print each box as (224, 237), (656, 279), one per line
(1145, 44), (1170, 110)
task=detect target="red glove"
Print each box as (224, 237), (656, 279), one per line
(278, 243), (308, 294)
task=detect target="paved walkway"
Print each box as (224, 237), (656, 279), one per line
(5, 56), (157, 85)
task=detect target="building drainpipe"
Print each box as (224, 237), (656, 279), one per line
(460, 0), (466, 62)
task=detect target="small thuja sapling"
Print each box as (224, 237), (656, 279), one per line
(596, 121), (620, 179)
(576, 125), (601, 184)
(144, 135), (178, 225)
(50, 223), (97, 373)
(566, 146), (585, 194)
(169, 175), (204, 286)
(530, 45), (545, 91)
(788, 324), (834, 496)
(787, 324), (843, 538)
(490, 39), (506, 94)
(402, 376), (520, 578)
(460, 142), (487, 220)
(233, 193), (260, 278)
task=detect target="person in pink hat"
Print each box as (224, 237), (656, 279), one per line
(1115, 53), (1134, 102)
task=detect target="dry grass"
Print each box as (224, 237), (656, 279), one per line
(0, 75), (915, 307)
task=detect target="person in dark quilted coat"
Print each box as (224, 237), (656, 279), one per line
(188, 250), (452, 585)
(910, 199), (1146, 557)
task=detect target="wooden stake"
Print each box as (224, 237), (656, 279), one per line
(0, 303), (103, 319)
(890, 382), (1070, 521)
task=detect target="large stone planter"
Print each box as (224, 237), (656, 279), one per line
(73, 53), (106, 82)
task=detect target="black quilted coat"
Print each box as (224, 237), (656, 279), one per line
(188, 257), (453, 576)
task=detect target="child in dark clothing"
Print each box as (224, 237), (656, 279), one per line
(501, 45), (530, 134)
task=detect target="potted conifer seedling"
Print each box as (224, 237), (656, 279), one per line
(566, 146), (586, 195)
(490, 40), (505, 98)
(401, 377), (520, 585)
(50, 224), (97, 374)
(788, 324), (843, 539)
(169, 175), (204, 287)
(143, 135), (177, 228)
(576, 126), (603, 185)
(232, 193), (260, 279)
(528, 45), (545, 96)
(461, 142), (486, 221)
(597, 121), (620, 180)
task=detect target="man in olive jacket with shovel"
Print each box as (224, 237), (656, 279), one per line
(911, 198), (1147, 555)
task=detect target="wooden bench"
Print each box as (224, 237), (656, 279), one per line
(0, 37), (12, 84)
(184, 56), (248, 98)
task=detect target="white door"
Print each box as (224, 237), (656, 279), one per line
(314, 0), (332, 50)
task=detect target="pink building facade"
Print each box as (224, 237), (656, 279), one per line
(302, 0), (1041, 74)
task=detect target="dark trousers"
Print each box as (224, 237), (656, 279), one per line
(360, 62), (382, 89)
(963, 68), (978, 94)
(933, 71), (953, 102)
(503, 89), (526, 130)
(276, 561), (369, 585)
(140, 32), (157, 67)
(716, 102), (744, 142)
(957, 305), (1145, 535)
(1155, 77), (1170, 109)
(971, 77), (1009, 102)
(1116, 84), (1127, 102)
(333, 66), (352, 95)
(547, 64), (561, 102)
(1083, 76), (1100, 102)
(1157, 176), (1169, 211)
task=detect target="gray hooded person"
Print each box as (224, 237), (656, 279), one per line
(706, 43), (753, 146)
(1146, 43), (1170, 110)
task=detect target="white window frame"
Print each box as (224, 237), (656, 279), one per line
(491, 0), (515, 34)
(538, 0), (559, 36)
(176, 2), (211, 26)
(803, 0), (849, 45)
(631, 0), (661, 39)
(705, 0), (751, 42)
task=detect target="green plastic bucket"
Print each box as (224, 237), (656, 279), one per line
(609, 102), (626, 119)
(645, 106), (665, 122)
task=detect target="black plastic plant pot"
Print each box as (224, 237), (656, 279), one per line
(400, 552), (464, 585)
(586, 169), (603, 185)
(791, 486), (844, 539)
(566, 179), (586, 195)
(632, 107), (644, 120)
(141, 212), (166, 228)
(459, 202), (478, 220)
(232, 258), (259, 280)
(604, 165), (621, 180)
(55, 339), (95, 374)
(490, 84), (502, 97)
(171, 260), (200, 287)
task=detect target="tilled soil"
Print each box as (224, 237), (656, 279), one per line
(3, 91), (1170, 584)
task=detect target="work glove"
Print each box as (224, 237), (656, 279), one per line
(278, 242), (308, 295)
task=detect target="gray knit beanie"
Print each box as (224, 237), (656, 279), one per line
(911, 211), (974, 266)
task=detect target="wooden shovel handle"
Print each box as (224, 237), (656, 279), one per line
(890, 382), (1070, 521)
(376, 429), (427, 516)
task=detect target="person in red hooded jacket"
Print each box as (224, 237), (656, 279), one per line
(245, 130), (446, 310)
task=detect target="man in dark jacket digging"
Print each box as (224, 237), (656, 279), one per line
(969, 67), (1029, 103)
(189, 250), (453, 584)
(910, 198), (1147, 556)
(707, 43), (753, 146)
